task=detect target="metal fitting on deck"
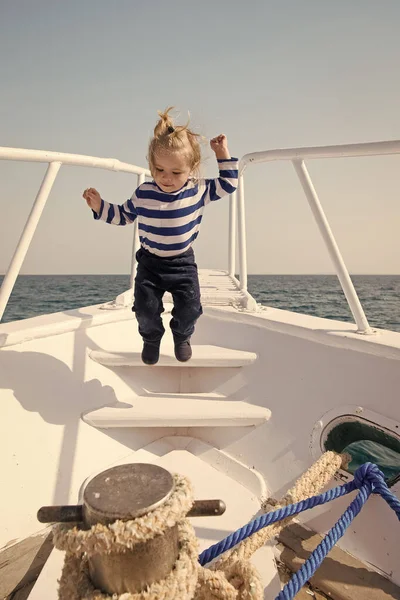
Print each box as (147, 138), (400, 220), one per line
(38, 463), (225, 595)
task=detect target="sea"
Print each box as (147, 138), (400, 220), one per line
(1, 274), (399, 332)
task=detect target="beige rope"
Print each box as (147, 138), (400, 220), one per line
(55, 452), (344, 600)
(210, 451), (343, 573)
(54, 474), (193, 557)
(58, 520), (199, 600)
(197, 561), (263, 599)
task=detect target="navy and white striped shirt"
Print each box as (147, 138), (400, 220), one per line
(94, 158), (239, 257)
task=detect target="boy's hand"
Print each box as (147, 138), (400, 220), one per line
(83, 188), (102, 213)
(210, 134), (230, 160)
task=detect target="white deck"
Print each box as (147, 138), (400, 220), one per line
(1, 278), (400, 590)
(167, 269), (246, 307)
(89, 345), (258, 367)
(103, 270), (254, 312)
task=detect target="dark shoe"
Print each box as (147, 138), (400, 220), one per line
(174, 339), (192, 362)
(141, 341), (160, 365)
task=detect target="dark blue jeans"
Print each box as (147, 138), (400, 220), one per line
(132, 246), (203, 344)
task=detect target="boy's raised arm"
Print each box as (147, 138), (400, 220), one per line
(83, 188), (138, 226)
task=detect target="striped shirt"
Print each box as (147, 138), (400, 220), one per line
(93, 157), (239, 257)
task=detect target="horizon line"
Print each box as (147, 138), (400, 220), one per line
(1, 273), (399, 277)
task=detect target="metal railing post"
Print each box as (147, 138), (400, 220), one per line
(0, 161), (62, 322)
(236, 175), (248, 291)
(228, 191), (237, 278)
(129, 173), (145, 288)
(292, 159), (372, 334)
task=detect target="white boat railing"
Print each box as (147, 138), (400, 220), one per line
(237, 139), (400, 334)
(1, 141), (400, 331)
(0, 147), (151, 322)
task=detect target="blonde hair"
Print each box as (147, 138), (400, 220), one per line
(148, 107), (202, 178)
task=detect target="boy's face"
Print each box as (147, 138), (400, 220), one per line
(152, 150), (192, 192)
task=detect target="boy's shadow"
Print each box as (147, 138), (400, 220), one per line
(0, 350), (128, 424)
(0, 349), (144, 504)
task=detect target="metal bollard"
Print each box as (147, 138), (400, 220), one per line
(38, 463), (226, 594)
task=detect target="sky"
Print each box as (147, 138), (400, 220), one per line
(0, 0), (399, 275)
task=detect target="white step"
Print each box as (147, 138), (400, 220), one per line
(89, 345), (257, 368)
(82, 393), (271, 428)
